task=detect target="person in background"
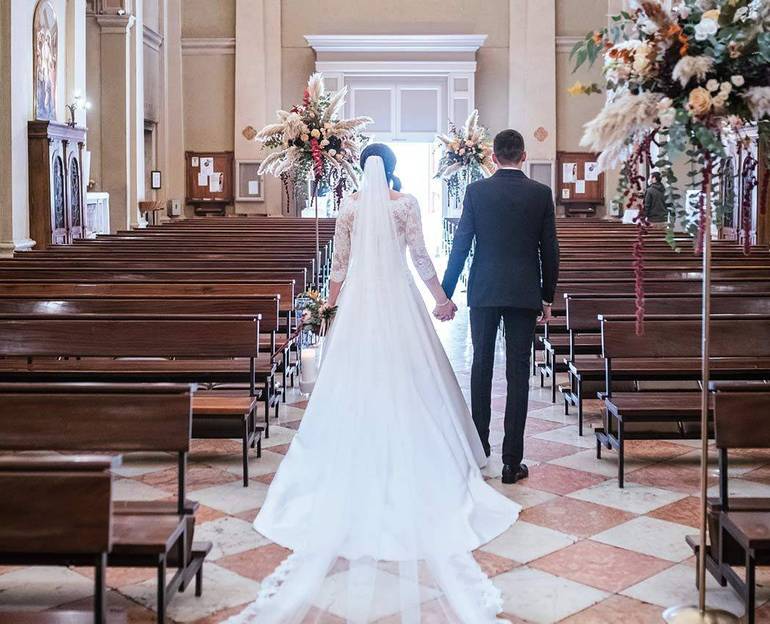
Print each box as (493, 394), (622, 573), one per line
(644, 171), (668, 224)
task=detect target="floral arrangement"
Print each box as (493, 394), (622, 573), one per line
(570, 0), (770, 333)
(435, 110), (495, 203)
(298, 289), (337, 336)
(256, 73), (372, 207)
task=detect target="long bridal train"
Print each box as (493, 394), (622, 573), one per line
(226, 157), (518, 623)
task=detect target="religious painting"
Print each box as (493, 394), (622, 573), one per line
(33, 0), (58, 121)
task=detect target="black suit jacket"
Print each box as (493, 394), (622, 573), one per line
(442, 169), (559, 310)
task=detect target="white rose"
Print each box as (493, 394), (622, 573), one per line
(639, 17), (659, 34)
(320, 139), (330, 147)
(695, 17), (718, 41)
(731, 74), (745, 87)
(328, 149), (336, 156)
(706, 79), (720, 92)
(720, 82), (732, 95)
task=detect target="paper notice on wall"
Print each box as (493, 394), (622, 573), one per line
(209, 172), (223, 193)
(200, 157), (214, 176)
(197, 172), (208, 187)
(191, 157), (199, 167)
(575, 180), (586, 194)
(561, 188), (571, 200)
(248, 180), (260, 195)
(585, 162), (600, 181)
(563, 163), (577, 184)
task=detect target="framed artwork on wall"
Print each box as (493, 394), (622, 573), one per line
(33, 0), (58, 121)
(235, 160), (264, 202)
(151, 170), (162, 190)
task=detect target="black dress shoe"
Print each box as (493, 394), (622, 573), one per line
(501, 463), (528, 484)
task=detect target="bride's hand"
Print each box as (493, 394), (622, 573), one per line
(433, 299), (457, 322)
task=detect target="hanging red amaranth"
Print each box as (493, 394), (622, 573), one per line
(333, 175), (346, 211)
(280, 172), (291, 213)
(310, 137), (324, 181)
(741, 152), (758, 255)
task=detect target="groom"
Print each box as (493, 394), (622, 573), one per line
(441, 129), (560, 484)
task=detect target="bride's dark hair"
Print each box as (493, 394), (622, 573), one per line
(360, 143), (402, 192)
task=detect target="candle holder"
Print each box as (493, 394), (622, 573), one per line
(66, 92), (91, 127)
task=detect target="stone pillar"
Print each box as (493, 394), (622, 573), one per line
(233, 0), (281, 215)
(0, 0), (14, 255)
(129, 0), (144, 226)
(89, 0), (144, 232)
(95, 13), (134, 231)
(158, 0), (185, 209)
(508, 0), (557, 161)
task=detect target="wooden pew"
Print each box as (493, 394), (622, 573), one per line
(596, 315), (770, 486)
(558, 293), (770, 432)
(0, 314), (271, 476)
(703, 384), (770, 624)
(0, 454), (120, 624)
(0, 382), (205, 623)
(0, 282), (299, 405)
(534, 277), (770, 382)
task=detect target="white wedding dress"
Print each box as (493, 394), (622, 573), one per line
(226, 157), (519, 624)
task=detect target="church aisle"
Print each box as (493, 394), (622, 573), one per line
(0, 307), (766, 623)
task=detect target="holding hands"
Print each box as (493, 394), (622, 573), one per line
(433, 298), (458, 322)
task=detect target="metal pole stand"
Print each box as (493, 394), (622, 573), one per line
(662, 179), (739, 624)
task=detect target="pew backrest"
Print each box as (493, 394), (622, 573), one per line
(0, 383), (194, 453)
(0, 316), (260, 358)
(600, 315), (770, 359)
(566, 295), (770, 332)
(713, 390), (770, 450)
(0, 454), (118, 554)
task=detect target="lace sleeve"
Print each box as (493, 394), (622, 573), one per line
(330, 202), (354, 282)
(404, 196), (437, 282)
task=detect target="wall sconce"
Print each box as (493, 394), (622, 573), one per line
(66, 91), (91, 127)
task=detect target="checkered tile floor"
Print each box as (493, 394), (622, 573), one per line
(2, 306), (769, 623)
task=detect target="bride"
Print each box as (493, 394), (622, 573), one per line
(227, 144), (519, 623)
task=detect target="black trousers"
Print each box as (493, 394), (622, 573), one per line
(469, 306), (538, 467)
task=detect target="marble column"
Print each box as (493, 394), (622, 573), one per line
(233, 0), (281, 215)
(508, 0), (557, 161)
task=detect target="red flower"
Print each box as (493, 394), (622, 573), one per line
(310, 137), (324, 181)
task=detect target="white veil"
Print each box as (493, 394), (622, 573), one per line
(225, 156), (516, 624)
